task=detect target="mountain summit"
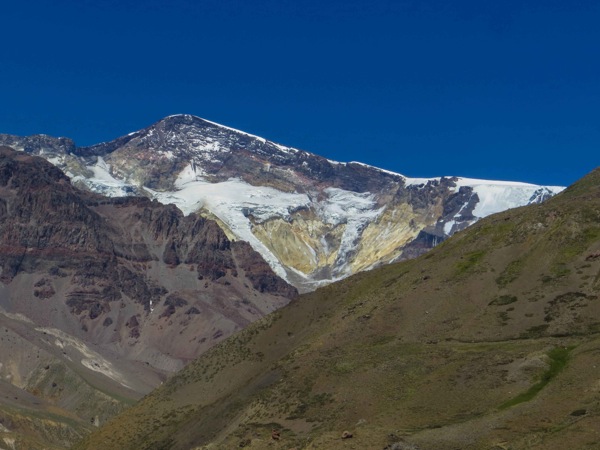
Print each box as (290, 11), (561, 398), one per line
(0, 115), (564, 290)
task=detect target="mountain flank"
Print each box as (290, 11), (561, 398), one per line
(0, 115), (564, 291)
(75, 167), (600, 450)
(0, 147), (296, 448)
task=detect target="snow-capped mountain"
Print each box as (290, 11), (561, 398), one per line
(0, 115), (564, 290)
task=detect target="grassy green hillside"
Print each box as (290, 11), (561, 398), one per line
(75, 168), (600, 450)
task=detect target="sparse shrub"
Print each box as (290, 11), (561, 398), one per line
(455, 250), (486, 275)
(489, 295), (518, 306)
(496, 259), (524, 287)
(497, 311), (510, 324)
(551, 264), (571, 279)
(520, 324), (549, 339)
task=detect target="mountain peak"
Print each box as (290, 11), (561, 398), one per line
(0, 119), (566, 291)
(151, 114), (270, 145)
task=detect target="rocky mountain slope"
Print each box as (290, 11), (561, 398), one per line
(76, 167), (600, 450)
(0, 147), (296, 448)
(0, 115), (564, 291)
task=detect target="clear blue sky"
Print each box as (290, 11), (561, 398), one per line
(2, 0), (598, 186)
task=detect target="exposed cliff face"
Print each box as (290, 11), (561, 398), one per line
(0, 115), (563, 291)
(0, 146), (295, 365)
(0, 147), (296, 447)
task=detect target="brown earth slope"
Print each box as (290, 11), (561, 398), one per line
(0, 147), (297, 448)
(76, 167), (600, 450)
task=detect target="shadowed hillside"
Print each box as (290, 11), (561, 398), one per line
(75, 168), (600, 449)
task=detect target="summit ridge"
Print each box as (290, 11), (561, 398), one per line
(0, 116), (564, 290)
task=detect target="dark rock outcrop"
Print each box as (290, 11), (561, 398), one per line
(0, 146), (296, 367)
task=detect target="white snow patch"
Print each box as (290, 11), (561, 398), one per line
(438, 179), (564, 235)
(36, 327), (133, 389)
(270, 142), (297, 154)
(316, 188), (384, 276)
(348, 161), (405, 178)
(88, 157), (114, 181)
(0, 310), (34, 324)
(146, 172), (384, 282)
(453, 178), (564, 218)
(175, 163), (204, 186)
(146, 174), (312, 281)
(46, 156), (64, 166)
(80, 157), (138, 197)
(454, 177), (538, 188)
(317, 188), (381, 226)
(443, 219), (456, 235)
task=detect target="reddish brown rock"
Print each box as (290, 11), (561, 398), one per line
(0, 146), (297, 372)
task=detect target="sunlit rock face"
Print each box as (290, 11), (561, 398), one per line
(0, 114), (563, 291)
(0, 146), (296, 372)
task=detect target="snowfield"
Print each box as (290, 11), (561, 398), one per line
(19, 115), (564, 288)
(148, 166), (312, 280)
